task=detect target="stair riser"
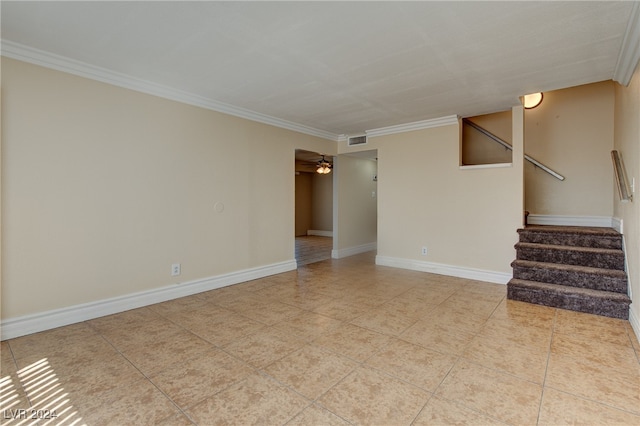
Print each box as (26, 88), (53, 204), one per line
(507, 285), (629, 320)
(518, 232), (622, 249)
(512, 266), (628, 293)
(516, 248), (625, 270)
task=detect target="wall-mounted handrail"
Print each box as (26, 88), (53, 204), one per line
(463, 119), (565, 181)
(612, 150), (633, 202)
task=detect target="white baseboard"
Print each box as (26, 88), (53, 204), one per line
(0, 259), (297, 340)
(630, 307), (640, 345)
(612, 217), (623, 233)
(332, 242), (377, 259)
(527, 214), (614, 228)
(307, 230), (333, 237)
(375, 255), (511, 284)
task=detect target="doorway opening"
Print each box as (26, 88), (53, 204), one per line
(294, 149), (334, 266)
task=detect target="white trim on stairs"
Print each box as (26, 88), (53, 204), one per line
(375, 255), (511, 284)
(612, 217), (623, 233)
(0, 259), (297, 340)
(630, 308), (640, 344)
(527, 214), (615, 228)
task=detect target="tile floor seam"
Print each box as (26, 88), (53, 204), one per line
(87, 317), (253, 419)
(82, 332), (184, 408)
(542, 382), (640, 416)
(258, 363), (354, 406)
(252, 369), (317, 424)
(54, 324), (160, 413)
(535, 308), (558, 425)
(5, 342), (19, 371)
(145, 377), (198, 425)
(408, 393), (435, 426)
(160, 363), (260, 417)
(416, 393), (512, 426)
(426, 356), (518, 426)
(360, 360), (439, 395)
(281, 342), (371, 411)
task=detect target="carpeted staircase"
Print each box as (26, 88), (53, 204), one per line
(507, 225), (631, 319)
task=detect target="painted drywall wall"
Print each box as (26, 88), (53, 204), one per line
(295, 173), (312, 236)
(339, 113), (524, 278)
(1, 58), (335, 319)
(311, 172), (333, 232)
(333, 155), (377, 255)
(614, 68), (640, 336)
(464, 83), (615, 219)
(524, 81), (615, 217)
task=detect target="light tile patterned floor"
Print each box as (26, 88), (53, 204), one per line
(295, 236), (332, 266)
(1, 252), (639, 425)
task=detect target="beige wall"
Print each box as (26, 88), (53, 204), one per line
(294, 173), (312, 236)
(1, 58), (335, 319)
(340, 113), (524, 276)
(524, 81), (615, 216)
(614, 68), (640, 334)
(311, 172), (333, 232)
(5, 54), (630, 333)
(333, 154), (377, 253)
(465, 83), (615, 218)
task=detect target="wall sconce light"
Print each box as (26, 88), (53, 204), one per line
(523, 92), (543, 109)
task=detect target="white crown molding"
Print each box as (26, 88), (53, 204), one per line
(0, 259), (296, 340)
(375, 255), (511, 284)
(365, 115), (459, 138)
(614, 1), (640, 86)
(1, 40), (341, 142)
(526, 214), (614, 228)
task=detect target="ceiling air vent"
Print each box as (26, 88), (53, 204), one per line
(348, 135), (367, 146)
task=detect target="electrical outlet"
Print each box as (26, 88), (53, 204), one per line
(171, 263), (181, 276)
(421, 246), (428, 256)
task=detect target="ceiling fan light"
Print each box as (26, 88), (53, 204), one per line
(316, 155), (332, 174)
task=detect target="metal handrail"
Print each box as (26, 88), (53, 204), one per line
(612, 150), (633, 202)
(463, 118), (565, 181)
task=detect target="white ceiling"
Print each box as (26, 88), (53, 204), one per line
(2, 1), (639, 140)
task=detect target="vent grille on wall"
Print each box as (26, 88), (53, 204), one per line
(348, 135), (367, 146)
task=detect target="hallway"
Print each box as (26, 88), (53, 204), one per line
(295, 236), (333, 266)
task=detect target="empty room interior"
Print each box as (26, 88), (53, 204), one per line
(1, 2), (640, 425)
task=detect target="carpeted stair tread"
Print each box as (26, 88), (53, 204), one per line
(515, 242), (625, 270)
(518, 226), (622, 249)
(521, 225), (620, 236)
(511, 259), (628, 293)
(511, 259), (626, 276)
(515, 242), (623, 255)
(507, 278), (630, 319)
(508, 278), (631, 301)
(509, 225), (630, 318)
